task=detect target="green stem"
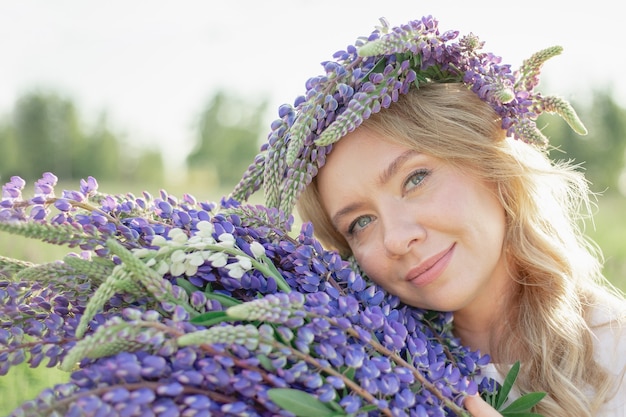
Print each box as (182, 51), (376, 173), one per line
(106, 239), (199, 318)
(270, 338), (394, 417)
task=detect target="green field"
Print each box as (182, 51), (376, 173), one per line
(0, 187), (624, 415)
(583, 194), (626, 292)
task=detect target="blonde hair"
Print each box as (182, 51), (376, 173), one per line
(297, 83), (624, 416)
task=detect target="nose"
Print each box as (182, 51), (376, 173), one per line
(381, 207), (425, 257)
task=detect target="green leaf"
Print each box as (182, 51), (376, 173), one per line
(256, 354), (275, 371)
(501, 392), (546, 414)
(267, 388), (337, 417)
(176, 278), (201, 295)
(190, 311), (237, 326)
(495, 361), (521, 410)
(358, 404), (378, 412)
(480, 361), (545, 416)
(343, 367), (355, 381)
(204, 292), (242, 308)
(261, 255), (283, 281)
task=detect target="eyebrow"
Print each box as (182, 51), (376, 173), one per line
(378, 149), (420, 185)
(331, 201), (366, 230)
(330, 149), (420, 228)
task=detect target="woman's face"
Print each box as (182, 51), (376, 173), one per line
(317, 128), (512, 319)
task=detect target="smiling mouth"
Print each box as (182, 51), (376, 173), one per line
(405, 244), (455, 287)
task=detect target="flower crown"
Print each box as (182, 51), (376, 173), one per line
(229, 15), (587, 215)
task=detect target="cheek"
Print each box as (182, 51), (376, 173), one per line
(352, 246), (388, 284)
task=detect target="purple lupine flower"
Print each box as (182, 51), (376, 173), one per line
(33, 172), (58, 198)
(79, 176), (99, 195)
(53, 198), (73, 212)
(1, 176), (26, 203)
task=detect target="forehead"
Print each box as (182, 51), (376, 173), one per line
(317, 128), (417, 202)
(325, 128), (410, 165)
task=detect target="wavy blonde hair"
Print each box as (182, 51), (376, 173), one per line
(297, 83), (624, 416)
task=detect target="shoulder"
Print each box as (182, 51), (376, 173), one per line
(589, 302), (626, 414)
(590, 304), (626, 376)
(589, 298), (626, 352)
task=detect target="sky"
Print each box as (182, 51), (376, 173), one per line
(1, 0), (623, 177)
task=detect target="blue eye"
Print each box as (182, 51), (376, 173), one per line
(404, 169), (429, 190)
(348, 215), (372, 234)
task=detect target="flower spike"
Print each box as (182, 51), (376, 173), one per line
(515, 46), (563, 91)
(537, 95), (588, 135)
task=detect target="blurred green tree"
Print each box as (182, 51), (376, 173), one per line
(0, 90), (165, 185)
(186, 91), (268, 189)
(0, 120), (19, 175)
(130, 148), (165, 185)
(74, 113), (122, 181)
(6, 91), (82, 180)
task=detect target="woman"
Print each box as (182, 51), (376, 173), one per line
(299, 82), (626, 416)
(231, 16), (626, 416)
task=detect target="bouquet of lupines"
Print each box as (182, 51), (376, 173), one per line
(0, 173), (543, 416)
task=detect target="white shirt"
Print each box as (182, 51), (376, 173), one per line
(590, 304), (626, 416)
(478, 304), (626, 416)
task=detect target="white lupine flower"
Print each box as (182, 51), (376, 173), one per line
(167, 228), (183, 238)
(217, 233), (236, 248)
(151, 235), (168, 247)
(184, 262), (199, 277)
(170, 261), (186, 277)
(225, 262), (246, 279)
(249, 241), (265, 259)
(196, 220), (214, 236)
(207, 252), (228, 268)
(145, 258), (157, 267)
(187, 235), (214, 248)
(170, 249), (187, 263)
(187, 235), (203, 245)
(187, 252), (205, 267)
(156, 260), (170, 276)
(157, 245), (172, 256)
(170, 230), (189, 244)
(235, 255), (252, 271)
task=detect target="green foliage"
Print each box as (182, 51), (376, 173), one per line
(5, 91), (82, 180)
(0, 90), (165, 184)
(0, 362), (69, 415)
(267, 389), (343, 417)
(187, 91), (268, 189)
(584, 194), (626, 292)
(131, 148), (165, 185)
(483, 362), (546, 416)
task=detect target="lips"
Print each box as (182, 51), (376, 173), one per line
(405, 243), (455, 287)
